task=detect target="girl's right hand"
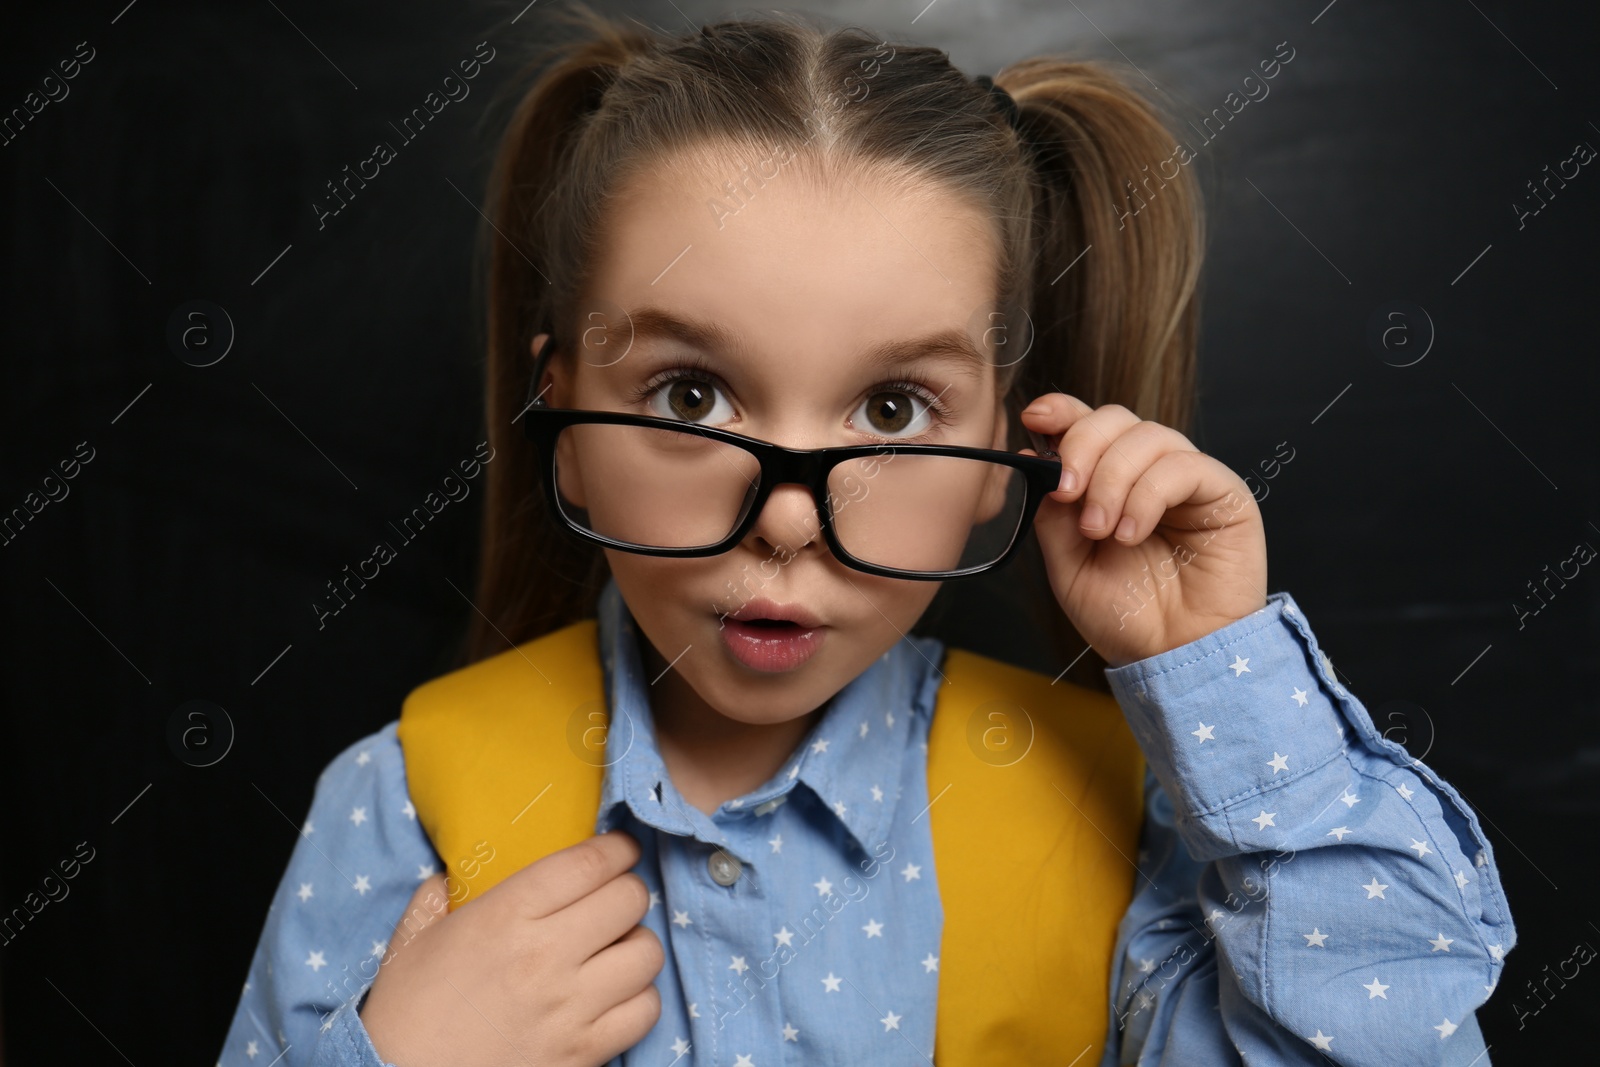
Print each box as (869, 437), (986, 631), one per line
(359, 829), (663, 1067)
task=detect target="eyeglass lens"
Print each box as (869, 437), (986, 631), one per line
(551, 422), (1027, 574)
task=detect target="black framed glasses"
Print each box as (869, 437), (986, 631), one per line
(520, 338), (1062, 580)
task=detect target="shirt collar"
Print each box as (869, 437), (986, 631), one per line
(592, 576), (943, 860)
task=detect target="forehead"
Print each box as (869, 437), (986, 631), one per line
(575, 142), (1003, 381)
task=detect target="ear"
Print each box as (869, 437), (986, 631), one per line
(531, 332), (562, 406)
(532, 333), (586, 508)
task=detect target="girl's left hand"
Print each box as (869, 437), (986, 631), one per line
(1018, 393), (1269, 668)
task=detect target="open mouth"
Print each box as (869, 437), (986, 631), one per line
(719, 615), (825, 672)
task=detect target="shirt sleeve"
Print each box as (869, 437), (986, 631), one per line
(216, 720), (445, 1067)
(1096, 591), (1517, 1066)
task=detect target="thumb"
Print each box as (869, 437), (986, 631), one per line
(1031, 491), (1092, 592)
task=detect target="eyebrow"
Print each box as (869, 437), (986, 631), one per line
(609, 305), (992, 381)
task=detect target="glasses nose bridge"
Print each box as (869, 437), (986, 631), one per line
(752, 441), (837, 522)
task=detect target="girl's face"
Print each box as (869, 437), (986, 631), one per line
(538, 145), (1009, 729)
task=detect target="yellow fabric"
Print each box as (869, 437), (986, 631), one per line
(398, 617), (1146, 1063)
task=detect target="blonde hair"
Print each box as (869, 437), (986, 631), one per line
(461, 2), (1204, 692)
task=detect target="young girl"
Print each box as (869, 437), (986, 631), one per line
(221, 6), (1516, 1064)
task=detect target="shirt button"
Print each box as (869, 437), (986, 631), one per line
(707, 848), (742, 886)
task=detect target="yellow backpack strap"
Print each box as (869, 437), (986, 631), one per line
(396, 618), (607, 910)
(927, 646), (1147, 1062)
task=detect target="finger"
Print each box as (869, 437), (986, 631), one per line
(578, 924), (665, 1020)
(1017, 392), (1091, 458)
(1105, 449), (1221, 545)
(481, 829), (642, 922)
(1025, 401), (1143, 496)
(589, 981), (662, 1063)
(385, 871), (451, 953)
(552, 869), (654, 962)
(1073, 421), (1196, 541)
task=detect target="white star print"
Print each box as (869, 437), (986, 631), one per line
(1252, 810), (1276, 830)
(648, 890), (661, 909)
(814, 876), (833, 897)
(1137, 958), (1155, 973)
(885, 710), (895, 728)
(901, 862), (922, 882)
(352, 875), (372, 895)
(822, 972), (842, 992)
(811, 738), (830, 754)
(1434, 1017), (1458, 1038)
(1361, 877), (1389, 899)
(1488, 943), (1504, 960)
(672, 910), (692, 928)
(417, 863), (435, 880)
(296, 882), (313, 903)
(859, 721), (869, 738)
(1291, 687), (1310, 707)
(355, 750), (371, 766)
(371, 940), (387, 957)
(833, 800), (847, 817)
(688, 1002), (699, 1018)
(921, 952), (939, 973)
(880, 1010), (902, 1031)
(1228, 655), (1251, 676)
(769, 833), (783, 854)
(783, 1021), (799, 1041)
(1408, 838), (1433, 859)
(349, 806), (368, 826)
(302, 818), (314, 835)
(400, 798), (415, 820)
(734, 1055), (754, 1067)
(774, 926), (794, 947)
(1454, 869), (1470, 889)
(1397, 782), (1415, 800)
(1308, 1030), (1333, 1051)
(246, 1039), (259, 1059)
(1339, 789), (1360, 808)
(729, 955), (748, 975)
(753, 796), (784, 816)
(1327, 826), (1351, 841)
(871, 784), (884, 802)
(1303, 928), (1328, 948)
(1428, 932), (1454, 952)
(862, 918), (884, 938)
(787, 764), (799, 780)
(671, 1036), (690, 1056)
(1191, 721), (1216, 743)
(1266, 752), (1289, 774)
(1362, 976), (1389, 999)
(305, 950), (328, 972)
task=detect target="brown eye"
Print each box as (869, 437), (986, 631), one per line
(861, 391), (930, 437)
(668, 380), (713, 420)
(646, 375), (734, 425)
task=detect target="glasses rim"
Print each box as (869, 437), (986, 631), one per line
(520, 338), (1062, 581)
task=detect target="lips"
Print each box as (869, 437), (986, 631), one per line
(718, 597), (826, 672)
(725, 597), (824, 629)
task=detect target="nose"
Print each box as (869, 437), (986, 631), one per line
(746, 480), (824, 562)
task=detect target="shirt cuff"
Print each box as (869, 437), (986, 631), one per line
(1102, 591), (1359, 842)
(307, 993), (394, 1067)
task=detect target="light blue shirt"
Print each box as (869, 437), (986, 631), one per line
(219, 579), (1516, 1065)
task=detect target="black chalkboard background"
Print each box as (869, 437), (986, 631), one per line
(1, 0), (1595, 1062)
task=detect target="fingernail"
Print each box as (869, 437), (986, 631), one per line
(1022, 401), (1049, 417)
(1082, 503), (1105, 529)
(1058, 467), (1077, 493)
(1115, 515), (1137, 541)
